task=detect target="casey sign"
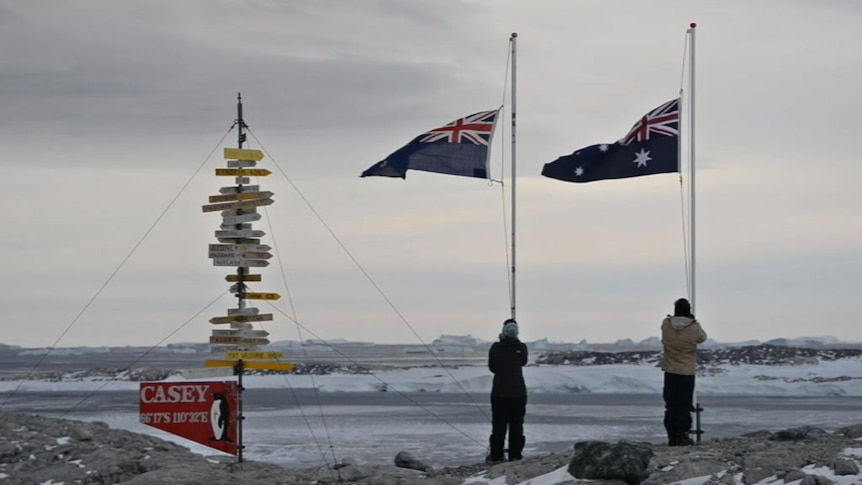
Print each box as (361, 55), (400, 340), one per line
(139, 381), (238, 455)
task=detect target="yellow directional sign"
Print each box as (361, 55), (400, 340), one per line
(206, 360), (294, 371)
(245, 292), (281, 301)
(224, 147), (264, 161)
(225, 351), (284, 360)
(215, 168), (271, 177)
(208, 191), (273, 203)
(209, 313), (274, 324)
(226, 274), (262, 282)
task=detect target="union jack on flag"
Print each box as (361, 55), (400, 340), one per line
(361, 109), (500, 179)
(618, 98), (679, 145)
(419, 110), (498, 146)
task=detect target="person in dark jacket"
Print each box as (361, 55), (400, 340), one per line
(487, 318), (528, 463)
(661, 297), (707, 446)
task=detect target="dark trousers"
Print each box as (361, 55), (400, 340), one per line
(490, 396), (527, 460)
(663, 372), (695, 434)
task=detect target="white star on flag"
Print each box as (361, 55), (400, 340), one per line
(599, 144), (609, 152)
(633, 148), (651, 167)
(574, 167), (584, 176)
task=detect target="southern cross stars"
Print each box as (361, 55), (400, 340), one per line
(633, 148), (651, 167)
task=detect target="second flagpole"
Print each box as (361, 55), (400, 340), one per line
(510, 32), (518, 322)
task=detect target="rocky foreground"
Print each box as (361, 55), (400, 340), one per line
(2, 412), (862, 485)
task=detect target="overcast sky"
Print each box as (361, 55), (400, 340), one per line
(1, 0), (860, 348)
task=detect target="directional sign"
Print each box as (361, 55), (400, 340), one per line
(208, 191), (273, 203)
(218, 223), (251, 231)
(227, 307), (259, 316)
(236, 244), (271, 252)
(202, 197), (273, 213)
(212, 258), (269, 268)
(219, 185), (260, 195)
(225, 274), (262, 282)
(209, 336), (270, 345)
(244, 292), (281, 301)
(227, 160), (258, 168)
(221, 212), (261, 225)
(235, 176), (250, 185)
(215, 168), (271, 177)
(206, 360), (294, 372)
(225, 352), (284, 360)
(209, 313), (274, 324)
(224, 147), (264, 161)
(177, 367), (235, 379)
(214, 229), (265, 238)
(212, 329), (269, 337)
(208, 249), (271, 259)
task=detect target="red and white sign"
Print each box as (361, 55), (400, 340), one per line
(139, 381), (239, 455)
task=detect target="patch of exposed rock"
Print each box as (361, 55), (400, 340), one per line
(2, 412), (862, 484)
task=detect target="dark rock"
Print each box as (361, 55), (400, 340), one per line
(770, 426), (828, 441)
(394, 450), (432, 472)
(568, 440), (654, 485)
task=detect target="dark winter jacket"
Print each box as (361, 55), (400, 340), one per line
(488, 337), (528, 398)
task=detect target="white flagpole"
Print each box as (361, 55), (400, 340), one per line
(688, 23), (696, 315)
(510, 32), (518, 321)
(687, 21), (702, 445)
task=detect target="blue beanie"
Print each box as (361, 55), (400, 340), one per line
(501, 320), (519, 339)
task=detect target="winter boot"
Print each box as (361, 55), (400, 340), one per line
(508, 435), (525, 461)
(676, 431), (695, 446)
(486, 434), (505, 464)
(667, 431), (679, 447)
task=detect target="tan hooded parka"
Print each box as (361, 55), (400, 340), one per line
(660, 316), (707, 375)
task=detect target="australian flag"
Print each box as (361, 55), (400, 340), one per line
(541, 99), (680, 183)
(361, 110), (499, 179)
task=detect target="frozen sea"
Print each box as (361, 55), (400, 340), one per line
(2, 346), (862, 469)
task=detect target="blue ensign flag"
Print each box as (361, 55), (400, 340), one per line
(541, 99), (680, 183)
(361, 110), (499, 179)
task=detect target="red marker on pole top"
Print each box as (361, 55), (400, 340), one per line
(690, 22), (697, 28)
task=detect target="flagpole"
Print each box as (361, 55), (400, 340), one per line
(687, 21), (703, 445)
(510, 32), (518, 321)
(688, 23), (696, 316)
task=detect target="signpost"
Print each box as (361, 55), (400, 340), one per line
(193, 94), (293, 464)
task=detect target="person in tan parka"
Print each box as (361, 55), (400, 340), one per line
(661, 297), (706, 446)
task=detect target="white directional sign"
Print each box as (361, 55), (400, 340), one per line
(236, 244), (271, 252)
(219, 185), (260, 195)
(227, 160), (258, 168)
(214, 229), (266, 239)
(235, 176), (250, 184)
(219, 223), (252, 231)
(212, 258), (270, 268)
(202, 197), (273, 213)
(227, 307), (260, 316)
(221, 212), (261, 225)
